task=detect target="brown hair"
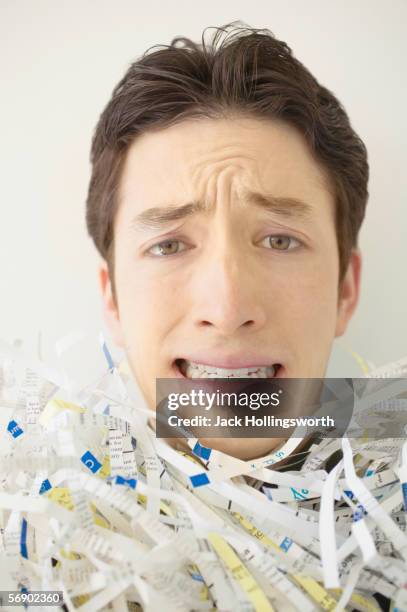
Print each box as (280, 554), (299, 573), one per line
(86, 22), (369, 302)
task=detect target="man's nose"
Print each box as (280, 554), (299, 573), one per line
(190, 243), (267, 337)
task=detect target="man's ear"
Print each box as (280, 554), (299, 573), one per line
(98, 261), (125, 348)
(335, 249), (362, 338)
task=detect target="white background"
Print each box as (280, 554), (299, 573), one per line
(1, 0), (406, 379)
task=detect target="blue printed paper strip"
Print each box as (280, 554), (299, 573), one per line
(81, 451), (102, 473)
(190, 473), (210, 488)
(100, 333), (115, 371)
(279, 537), (293, 552)
(192, 441), (212, 461)
(401, 482), (407, 510)
(7, 420), (23, 438)
(20, 518), (28, 559)
(39, 479), (52, 494)
(115, 475), (137, 489)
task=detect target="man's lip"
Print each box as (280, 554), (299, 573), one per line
(173, 356), (283, 370)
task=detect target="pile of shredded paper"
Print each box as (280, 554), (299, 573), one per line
(0, 333), (407, 612)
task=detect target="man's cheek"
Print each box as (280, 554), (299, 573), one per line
(281, 293), (337, 341)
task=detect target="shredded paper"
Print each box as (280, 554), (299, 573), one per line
(0, 333), (407, 611)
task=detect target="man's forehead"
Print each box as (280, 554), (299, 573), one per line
(117, 116), (334, 226)
(120, 115), (326, 178)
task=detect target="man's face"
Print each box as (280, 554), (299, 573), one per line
(100, 115), (360, 459)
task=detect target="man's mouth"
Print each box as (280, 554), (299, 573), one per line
(174, 358), (282, 379)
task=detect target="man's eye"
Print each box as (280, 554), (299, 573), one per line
(147, 235), (301, 257)
(263, 235), (301, 251)
(147, 239), (187, 257)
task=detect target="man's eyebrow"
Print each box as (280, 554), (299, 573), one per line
(130, 191), (313, 231)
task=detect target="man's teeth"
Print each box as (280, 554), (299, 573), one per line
(182, 361), (276, 379)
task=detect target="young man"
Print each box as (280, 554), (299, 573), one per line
(86, 23), (368, 460)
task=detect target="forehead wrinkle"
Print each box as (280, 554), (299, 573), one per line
(130, 188), (314, 232)
(189, 157), (253, 213)
(191, 155), (249, 193)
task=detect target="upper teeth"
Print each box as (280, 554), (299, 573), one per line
(182, 360), (276, 379)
